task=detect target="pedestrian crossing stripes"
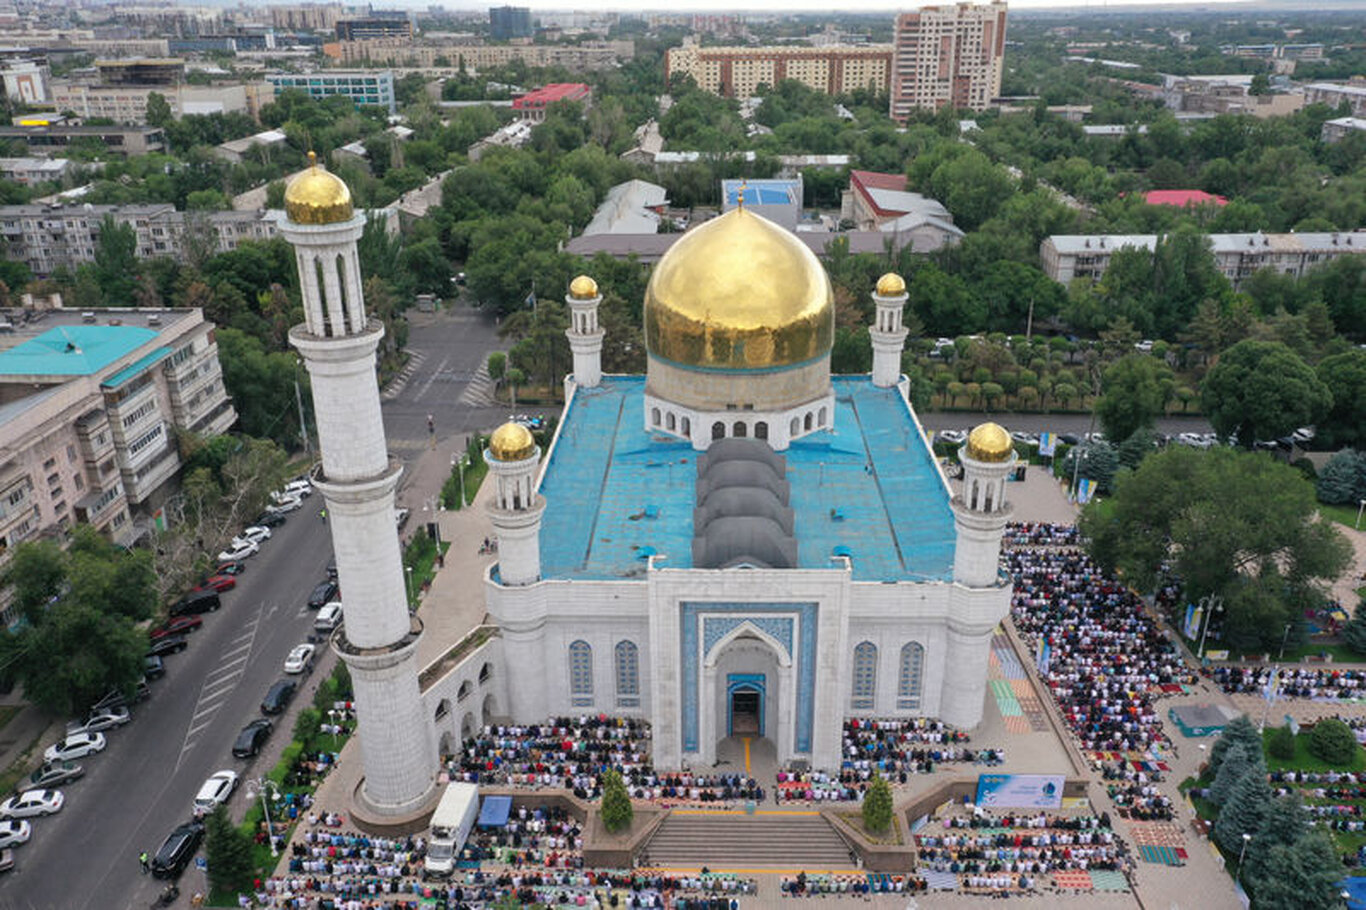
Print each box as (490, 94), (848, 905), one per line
(175, 607), (262, 770)
(381, 351), (426, 401)
(458, 357), (497, 406)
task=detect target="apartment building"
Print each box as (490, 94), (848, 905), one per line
(268, 4), (344, 32)
(0, 124), (165, 156)
(1322, 117), (1366, 144)
(0, 307), (237, 600)
(664, 39), (892, 99)
(0, 157), (70, 185)
(890, 1), (1007, 120)
(489, 6), (533, 41)
(0, 205), (279, 277)
(1040, 231), (1366, 288)
(49, 82), (261, 123)
(335, 14), (412, 42)
(1304, 82), (1366, 118)
(330, 37), (632, 70)
(265, 70), (395, 113)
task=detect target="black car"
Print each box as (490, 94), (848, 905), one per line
(146, 635), (188, 658)
(260, 679), (296, 715)
(307, 580), (339, 610)
(170, 589), (220, 617)
(150, 821), (204, 878)
(254, 510), (287, 528)
(18, 761), (83, 793)
(144, 656), (165, 680)
(232, 718), (273, 758)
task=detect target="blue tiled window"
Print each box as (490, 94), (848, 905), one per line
(851, 641), (877, 710)
(614, 640), (639, 707)
(569, 640), (593, 706)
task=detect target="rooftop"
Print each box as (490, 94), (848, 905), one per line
(535, 375), (956, 583)
(1144, 189), (1228, 207)
(722, 179), (800, 207)
(512, 82), (590, 109)
(0, 324), (158, 378)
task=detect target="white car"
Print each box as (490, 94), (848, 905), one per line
(193, 770), (239, 817)
(0, 821), (30, 849)
(936, 429), (966, 444)
(65, 706), (130, 736)
(217, 540), (260, 562)
(237, 526), (272, 545)
(0, 790), (63, 819)
(44, 732), (106, 763)
(270, 490), (304, 510)
(314, 602), (343, 633)
(283, 479), (313, 498)
(284, 643), (316, 674)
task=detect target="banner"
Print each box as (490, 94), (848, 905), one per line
(1038, 431), (1056, 457)
(1205, 650), (1229, 661)
(1183, 603), (1203, 641)
(975, 773), (1065, 809)
(1036, 640), (1051, 676)
(1076, 477), (1094, 504)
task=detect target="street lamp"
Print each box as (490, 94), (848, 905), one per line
(327, 708), (339, 752)
(1356, 498), (1366, 530)
(1197, 596), (1224, 660)
(405, 565), (414, 607)
(248, 778), (283, 857)
(451, 452), (468, 509)
(1278, 622), (1293, 661)
(1237, 832), (1251, 882)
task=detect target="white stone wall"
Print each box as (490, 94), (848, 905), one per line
(421, 636), (508, 754)
(348, 648), (439, 814)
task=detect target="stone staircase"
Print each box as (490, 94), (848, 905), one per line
(642, 811), (857, 869)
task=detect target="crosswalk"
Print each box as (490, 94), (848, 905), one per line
(381, 351), (426, 401)
(175, 606), (263, 770)
(458, 359), (497, 406)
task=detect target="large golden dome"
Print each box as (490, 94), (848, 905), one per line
(966, 422), (1013, 462)
(284, 152), (354, 225)
(488, 421), (536, 462)
(643, 208), (834, 370)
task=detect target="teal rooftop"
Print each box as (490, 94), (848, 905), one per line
(536, 376), (957, 583)
(0, 325), (159, 378)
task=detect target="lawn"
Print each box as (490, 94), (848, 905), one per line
(1319, 501), (1366, 531)
(1262, 727), (1366, 774)
(1279, 642), (1366, 663)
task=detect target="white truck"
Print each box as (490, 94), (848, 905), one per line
(423, 782), (480, 878)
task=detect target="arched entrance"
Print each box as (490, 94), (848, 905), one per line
(727, 674), (765, 736)
(703, 629), (788, 767)
(482, 692), (500, 725)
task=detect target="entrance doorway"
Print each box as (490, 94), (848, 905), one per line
(727, 673), (765, 737)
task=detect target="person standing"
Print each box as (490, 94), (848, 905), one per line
(139, 850), (150, 874)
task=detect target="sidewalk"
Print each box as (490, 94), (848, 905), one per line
(0, 689), (59, 787)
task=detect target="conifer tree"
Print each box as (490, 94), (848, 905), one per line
(600, 769), (633, 833)
(863, 773), (893, 834)
(1214, 764), (1273, 854)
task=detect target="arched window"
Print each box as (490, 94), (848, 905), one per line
(651, 407), (661, 427)
(898, 642), (925, 710)
(754, 422), (768, 440)
(569, 640), (593, 706)
(790, 417), (800, 436)
(733, 421), (747, 438)
(712, 421), (725, 440)
(614, 640), (640, 707)
(666, 412), (676, 431)
(851, 641), (877, 710)
(804, 412), (813, 431)
(818, 406), (828, 427)
(681, 417), (691, 435)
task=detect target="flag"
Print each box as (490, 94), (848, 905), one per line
(1263, 667), (1279, 703)
(1038, 432), (1056, 456)
(1077, 477), (1094, 504)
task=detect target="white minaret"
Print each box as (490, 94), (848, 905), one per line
(941, 422), (1016, 729)
(282, 154), (438, 820)
(565, 274), (604, 389)
(869, 272), (909, 388)
(484, 422), (545, 586)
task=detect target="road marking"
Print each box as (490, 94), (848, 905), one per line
(218, 640), (253, 661)
(175, 601), (265, 773)
(203, 654), (249, 683)
(411, 353), (451, 402)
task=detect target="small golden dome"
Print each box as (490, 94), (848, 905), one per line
(643, 208), (834, 370)
(284, 151), (353, 225)
(965, 422), (1014, 462)
(569, 275), (599, 300)
(488, 421), (536, 462)
(876, 272), (906, 296)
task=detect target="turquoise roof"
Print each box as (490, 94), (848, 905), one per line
(536, 376), (957, 583)
(101, 346), (171, 389)
(0, 325), (159, 378)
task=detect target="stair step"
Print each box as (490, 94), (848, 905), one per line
(643, 812), (858, 869)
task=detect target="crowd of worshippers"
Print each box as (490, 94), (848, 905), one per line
(840, 718), (993, 780)
(1005, 545), (1194, 756)
(780, 872), (926, 896)
(448, 717), (650, 797)
(915, 812), (1126, 879)
(1211, 666), (1366, 700)
(461, 804), (583, 868)
(1003, 522), (1082, 548)
(287, 829), (426, 879)
(1102, 772), (1174, 822)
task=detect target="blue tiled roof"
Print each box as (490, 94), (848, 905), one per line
(536, 376), (956, 583)
(0, 325), (159, 378)
(101, 346), (170, 388)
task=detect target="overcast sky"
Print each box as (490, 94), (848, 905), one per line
(439, 0), (1251, 10)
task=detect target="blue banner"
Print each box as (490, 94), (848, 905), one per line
(975, 774), (1065, 809)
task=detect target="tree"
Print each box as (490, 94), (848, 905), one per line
(204, 805), (254, 893)
(1248, 828), (1347, 910)
(1209, 715), (1261, 780)
(1214, 763), (1273, 854)
(862, 773), (893, 834)
(1244, 792), (1310, 884)
(145, 91), (173, 129)
(0, 539), (67, 626)
(1202, 340), (1332, 447)
(1209, 741), (1259, 806)
(1315, 451), (1366, 506)
(1060, 440), (1119, 495)
(1268, 725), (1296, 761)
(93, 215), (137, 306)
(1307, 717), (1359, 765)
(214, 328), (306, 449)
(1315, 349), (1366, 450)
(1095, 354), (1172, 444)
(599, 769), (633, 833)
(1344, 594), (1366, 657)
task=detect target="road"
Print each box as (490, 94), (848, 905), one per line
(918, 411), (1213, 437)
(1, 507), (337, 910)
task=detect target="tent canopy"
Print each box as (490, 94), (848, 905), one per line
(478, 795), (512, 828)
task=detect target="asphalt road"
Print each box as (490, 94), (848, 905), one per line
(918, 411), (1214, 437)
(1, 508), (337, 910)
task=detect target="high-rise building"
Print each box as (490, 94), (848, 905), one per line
(664, 40), (892, 99)
(489, 6), (532, 41)
(335, 13), (412, 42)
(890, 1), (1007, 120)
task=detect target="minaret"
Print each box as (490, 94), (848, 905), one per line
(869, 272), (909, 388)
(565, 274), (604, 389)
(282, 154), (438, 820)
(484, 421), (545, 586)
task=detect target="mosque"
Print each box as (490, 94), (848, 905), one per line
(281, 158), (1016, 819)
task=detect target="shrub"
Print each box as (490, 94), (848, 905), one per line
(599, 769), (633, 833)
(862, 773), (893, 834)
(1269, 725), (1296, 760)
(1307, 718), (1359, 765)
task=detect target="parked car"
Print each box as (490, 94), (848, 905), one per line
(236, 526), (272, 545)
(1057, 433), (1081, 446)
(269, 491), (303, 512)
(0, 849), (13, 873)
(1010, 431), (1039, 448)
(150, 821), (204, 878)
(0, 821), (28, 849)
(314, 602), (343, 633)
(151, 615), (202, 640)
(147, 635), (188, 659)
(0, 790), (63, 819)
(192, 770), (239, 817)
(65, 706), (130, 736)
(936, 429), (966, 444)
(260, 679), (297, 715)
(44, 733), (105, 763)
(395, 507), (410, 529)
(254, 510), (286, 529)
(214, 561), (246, 577)
(283, 479), (313, 498)
(232, 719), (272, 758)
(18, 761), (83, 794)
(307, 581), (339, 610)
(284, 644), (315, 675)
(170, 589), (220, 617)
(195, 574), (236, 593)
(216, 541), (259, 562)
(144, 655), (165, 680)
(92, 683), (148, 713)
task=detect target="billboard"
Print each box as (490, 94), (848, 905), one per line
(975, 774), (1065, 809)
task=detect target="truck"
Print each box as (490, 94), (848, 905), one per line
(423, 782), (480, 878)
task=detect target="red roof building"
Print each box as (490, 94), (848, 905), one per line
(512, 83), (592, 122)
(1143, 189), (1228, 208)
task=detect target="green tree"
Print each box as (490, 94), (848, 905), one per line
(1248, 828), (1347, 910)
(1244, 792), (1310, 884)
(862, 773), (893, 834)
(1344, 595), (1366, 657)
(1060, 440), (1119, 495)
(204, 805), (254, 893)
(1307, 717), (1359, 765)
(93, 214), (137, 306)
(1214, 763), (1273, 854)
(1095, 354), (1172, 444)
(1208, 715), (1260, 780)
(1315, 451), (1366, 506)
(214, 327), (307, 449)
(1209, 741), (1260, 806)
(0, 538), (67, 626)
(924, 149), (1016, 232)
(1202, 340), (1332, 447)
(145, 91), (173, 129)
(599, 769), (633, 833)
(1315, 349), (1366, 450)
(1268, 725), (1296, 761)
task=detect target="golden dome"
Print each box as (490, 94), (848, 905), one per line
(284, 152), (353, 225)
(965, 422), (1014, 462)
(569, 275), (599, 300)
(643, 208), (834, 370)
(488, 421), (536, 462)
(876, 272), (906, 296)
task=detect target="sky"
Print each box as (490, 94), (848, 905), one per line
(433, 0), (1254, 10)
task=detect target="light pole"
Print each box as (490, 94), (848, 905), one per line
(1278, 622), (1293, 661)
(249, 777), (282, 857)
(451, 453), (467, 509)
(327, 708), (339, 752)
(1237, 832), (1251, 883)
(1356, 498), (1365, 530)
(1197, 596), (1224, 660)
(405, 565), (414, 607)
